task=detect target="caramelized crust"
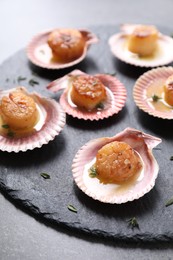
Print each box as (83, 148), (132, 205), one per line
(0, 91), (38, 129)
(164, 75), (173, 106)
(96, 141), (142, 184)
(128, 25), (158, 56)
(70, 75), (107, 110)
(47, 29), (85, 61)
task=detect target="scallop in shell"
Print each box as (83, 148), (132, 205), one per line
(109, 24), (173, 67)
(47, 69), (127, 120)
(0, 87), (66, 152)
(27, 29), (98, 69)
(72, 128), (162, 204)
(133, 66), (173, 119)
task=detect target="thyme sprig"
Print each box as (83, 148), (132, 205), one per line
(1, 124), (15, 138)
(40, 173), (50, 179)
(29, 78), (39, 86)
(152, 94), (161, 102)
(89, 165), (97, 178)
(127, 217), (139, 230)
(96, 102), (104, 110)
(165, 197), (173, 207)
(17, 76), (27, 83)
(67, 204), (77, 213)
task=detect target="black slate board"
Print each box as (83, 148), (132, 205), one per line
(0, 25), (173, 243)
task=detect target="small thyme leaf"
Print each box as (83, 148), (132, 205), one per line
(67, 204), (77, 213)
(152, 94), (161, 102)
(40, 173), (50, 179)
(89, 165), (97, 178)
(1, 124), (10, 129)
(96, 103), (104, 110)
(170, 156), (173, 161)
(7, 131), (15, 138)
(17, 76), (27, 83)
(29, 78), (39, 86)
(165, 197), (173, 207)
(127, 217), (139, 230)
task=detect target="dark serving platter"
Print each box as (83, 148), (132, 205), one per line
(0, 25), (173, 243)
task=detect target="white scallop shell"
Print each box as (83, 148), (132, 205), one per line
(47, 69), (127, 120)
(0, 87), (66, 152)
(108, 24), (173, 68)
(72, 128), (162, 204)
(26, 29), (98, 69)
(133, 66), (173, 119)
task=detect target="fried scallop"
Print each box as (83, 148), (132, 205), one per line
(70, 75), (107, 110)
(164, 75), (173, 106)
(47, 28), (85, 62)
(95, 141), (142, 184)
(128, 25), (158, 56)
(0, 90), (38, 130)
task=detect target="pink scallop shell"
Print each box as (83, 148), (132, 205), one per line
(0, 87), (66, 152)
(108, 27), (173, 67)
(133, 66), (173, 119)
(72, 127), (161, 204)
(26, 29), (98, 69)
(47, 69), (127, 120)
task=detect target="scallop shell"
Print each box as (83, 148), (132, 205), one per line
(26, 29), (98, 69)
(72, 128), (161, 204)
(133, 66), (173, 119)
(47, 69), (127, 120)
(0, 87), (66, 152)
(108, 24), (173, 67)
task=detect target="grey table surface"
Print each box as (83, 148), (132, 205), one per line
(0, 0), (173, 259)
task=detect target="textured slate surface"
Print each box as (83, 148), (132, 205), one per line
(0, 25), (173, 243)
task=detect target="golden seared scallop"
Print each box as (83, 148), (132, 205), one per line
(47, 29), (85, 62)
(128, 25), (158, 56)
(0, 90), (38, 130)
(164, 75), (173, 106)
(95, 141), (142, 184)
(70, 75), (107, 110)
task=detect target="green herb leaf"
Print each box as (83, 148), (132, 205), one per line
(7, 131), (15, 138)
(1, 124), (10, 129)
(89, 165), (97, 178)
(152, 94), (161, 102)
(17, 76), (27, 83)
(127, 217), (139, 230)
(170, 156), (173, 161)
(96, 103), (104, 110)
(29, 79), (39, 86)
(67, 204), (77, 213)
(165, 197), (173, 207)
(40, 173), (50, 179)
